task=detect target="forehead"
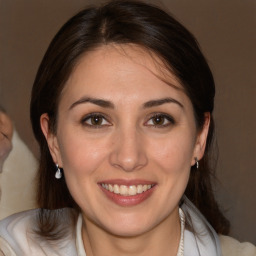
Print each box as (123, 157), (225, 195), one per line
(60, 44), (186, 105)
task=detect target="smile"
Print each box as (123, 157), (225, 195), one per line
(101, 183), (154, 196)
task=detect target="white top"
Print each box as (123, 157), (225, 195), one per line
(0, 209), (184, 256)
(0, 203), (255, 256)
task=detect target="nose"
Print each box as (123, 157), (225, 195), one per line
(109, 128), (148, 172)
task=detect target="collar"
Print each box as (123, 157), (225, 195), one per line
(75, 198), (221, 256)
(76, 214), (86, 256)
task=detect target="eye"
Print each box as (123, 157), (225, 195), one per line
(82, 113), (111, 127)
(145, 114), (175, 127)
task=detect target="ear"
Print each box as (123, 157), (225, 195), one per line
(40, 113), (63, 167)
(191, 112), (210, 166)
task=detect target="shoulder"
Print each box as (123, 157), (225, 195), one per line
(0, 237), (16, 256)
(0, 209), (38, 255)
(219, 235), (256, 256)
(0, 208), (77, 255)
(0, 208), (38, 238)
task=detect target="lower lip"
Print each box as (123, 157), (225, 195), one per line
(99, 185), (156, 207)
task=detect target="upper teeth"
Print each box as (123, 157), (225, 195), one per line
(101, 184), (153, 196)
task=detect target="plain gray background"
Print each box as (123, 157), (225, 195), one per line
(0, 0), (255, 244)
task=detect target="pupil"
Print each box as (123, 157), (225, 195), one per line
(154, 116), (163, 125)
(92, 116), (102, 125)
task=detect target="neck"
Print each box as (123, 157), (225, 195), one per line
(82, 208), (181, 256)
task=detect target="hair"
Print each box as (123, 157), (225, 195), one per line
(30, 0), (230, 238)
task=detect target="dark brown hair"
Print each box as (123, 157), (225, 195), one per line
(30, 0), (229, 237)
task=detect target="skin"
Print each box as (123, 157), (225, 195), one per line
(0, 111), (13, 172)
(41, 44), (210, 256)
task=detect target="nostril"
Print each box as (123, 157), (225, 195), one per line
(108, 130), (148, 171)
(109, 151), (148, 172)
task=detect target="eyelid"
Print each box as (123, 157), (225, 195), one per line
(144, 113), (175, 127)
(81, 112), (112, 127)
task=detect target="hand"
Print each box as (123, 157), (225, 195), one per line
(0, 111), (13, 172)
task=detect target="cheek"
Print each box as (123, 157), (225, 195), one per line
(148, 131), (195, 174)
(57, 132), (108, 177)
(56, 133), (109, 209)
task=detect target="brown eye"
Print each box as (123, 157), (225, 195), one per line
(152, 116), (165, 125)
(82, 113), (111, 127)
(91, 115), (103, 125)
(146, 114), (175, 127)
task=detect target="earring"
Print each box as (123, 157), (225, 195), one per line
(195, 157), (199, 169)
(55, 164), (62, 179)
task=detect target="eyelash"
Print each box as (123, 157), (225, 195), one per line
(81, 113), (175, 128)
(145, 113), (175, 128)
(81, 113), (111, 128)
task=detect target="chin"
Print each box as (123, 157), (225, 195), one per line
(105, 223), (152, 238)
(98, 212), (159, 238)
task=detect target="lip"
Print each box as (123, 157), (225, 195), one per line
(98, 179), (157, 207)
(99, 179), (155, 186)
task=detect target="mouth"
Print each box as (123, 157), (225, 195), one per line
(98, 180), (156, 207)
(100, 183), (154, 196)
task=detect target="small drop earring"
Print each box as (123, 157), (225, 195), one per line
(55, 164), (62, 179)
(195, 157), (199, 169)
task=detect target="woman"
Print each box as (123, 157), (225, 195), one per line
(0, 1), (255, 255)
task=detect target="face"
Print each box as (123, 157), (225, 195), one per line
(0, 111), (13, 172)
(41, 45), (209, 237)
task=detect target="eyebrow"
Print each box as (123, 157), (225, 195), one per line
(69, 97), (115, 110)
(143, 98), (184, 109)
(69, 96), (183, 110)
(69, 97), (114, 110)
